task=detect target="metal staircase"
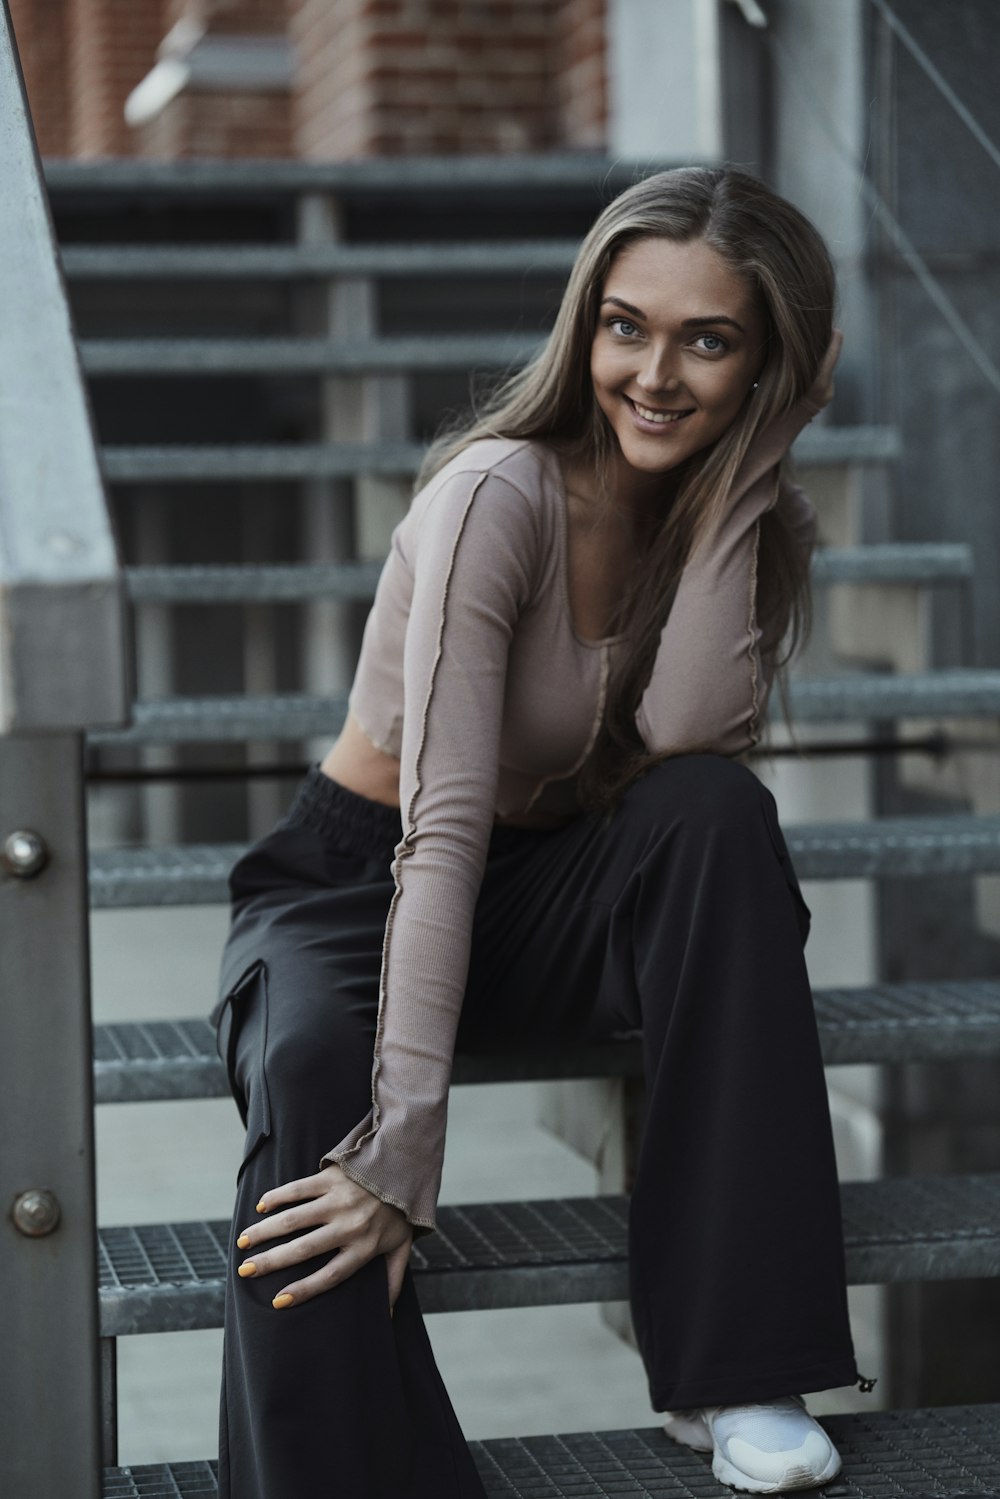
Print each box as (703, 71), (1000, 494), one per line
(2, 17), (1000, 1493)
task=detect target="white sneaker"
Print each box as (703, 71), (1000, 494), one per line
(663, 1394), (842, 1493)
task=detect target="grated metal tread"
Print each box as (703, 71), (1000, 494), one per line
(125, 559), (385, 604)
(99, 426), (898, 483)
(787, 670), (1000, 721)
(810, 542), (973, 584)
(122, 544), (974, 605)
(84, 671), (1000, 751)
(87, 693), (342, 747)
(61, 240), (582, 280)
(92, 979), (1000, 1104)
(87, 815), (1000, 907)
(99, 1405), (1000, 1495)
(98, 1173), (1000, 1334)
(44, 153), (675, 197)
(102, 440), (425, 482)
(79, 333), (545, 376)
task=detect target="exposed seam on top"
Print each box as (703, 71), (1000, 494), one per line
(331, 471), (491, 1221)
(520, 639), (611, 815)
(745, 514), (764, 748)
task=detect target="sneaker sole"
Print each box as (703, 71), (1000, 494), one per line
(712, 1447), (843, 1494)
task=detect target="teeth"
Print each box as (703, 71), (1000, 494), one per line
(632, 401), (690, 425)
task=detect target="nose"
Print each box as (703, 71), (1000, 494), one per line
(636, 341), (680, 395)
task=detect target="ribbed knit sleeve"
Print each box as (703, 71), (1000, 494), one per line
(635, 399), (824, 757)
(319, 465), (538, 1237)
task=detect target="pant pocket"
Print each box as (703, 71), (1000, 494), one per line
(211, 957), (273, 1180)
(757, 784), (812, 947)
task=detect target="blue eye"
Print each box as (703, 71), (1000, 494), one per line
(608, 317), (640, 338)
(695, 333), (728, 353)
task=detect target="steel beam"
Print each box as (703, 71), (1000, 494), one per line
(0, 733), (101, 1497)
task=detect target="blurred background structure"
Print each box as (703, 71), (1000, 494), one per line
(3, 1), (1000, 1493)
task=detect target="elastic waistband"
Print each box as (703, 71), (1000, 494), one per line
(281, 764), (403, 858)
(281, 762), (558, 860)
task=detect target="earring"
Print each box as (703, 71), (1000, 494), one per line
(752, 381), (759, 390)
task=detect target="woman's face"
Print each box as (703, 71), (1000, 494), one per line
(590, 235), (768, 485)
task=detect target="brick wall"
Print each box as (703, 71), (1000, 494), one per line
(67, 0), (167, 156)
(9, 0), (609, 159)
(293, 0), (604, 159)
(9, 0), (71, 155)
(164, 0), (290, 35)
(556, 0), (606, 149)
(134, 0), (292, 158)
(135, 86), (292, 157)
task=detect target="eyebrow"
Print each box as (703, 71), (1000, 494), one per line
(601, 296), (745, 333)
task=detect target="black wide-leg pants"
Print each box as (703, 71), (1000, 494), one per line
(211, 754), (858, 1498)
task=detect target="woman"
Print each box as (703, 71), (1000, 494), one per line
(211, 166), (865, 1498)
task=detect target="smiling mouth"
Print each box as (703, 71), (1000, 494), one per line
(626, 396), (696, 426)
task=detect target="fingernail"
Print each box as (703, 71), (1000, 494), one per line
(256, 1200), (267, 1213)
(236, 1232), (251, 1249)
(238, 1262), (257, 1278)
(273, 1293), (294, 1309)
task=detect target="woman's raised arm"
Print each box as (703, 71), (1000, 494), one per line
(634, 335), (839, 756)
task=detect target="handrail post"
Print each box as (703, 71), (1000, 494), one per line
(0, 734), (103, 1497)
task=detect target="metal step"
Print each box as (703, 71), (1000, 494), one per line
(810, 542), (972, 584)
(123, 543), (974, 605)
(787, 669), (1000, 721)
(102, 440), (425, 483)
(87, 814), (1000, 908)
(125, 560), (385, 604)
(84, 670), (1000, 752)
(98, 1174), (1000, 1335)
(79, 333), (544, 377)
(99, 425), (899, 483)
(100, 1405), (1000, 1498)
(61, 240), (582, 281)
(44, 152), (667, 198)
(87, 692), (349, 745)
(92, 979), (1000, 1104)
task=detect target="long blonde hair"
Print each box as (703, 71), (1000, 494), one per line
(419, 166), (835, 815)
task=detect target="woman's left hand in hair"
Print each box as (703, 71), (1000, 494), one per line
(734, 327), (844, 497)
(235, 1162), (414, 1314)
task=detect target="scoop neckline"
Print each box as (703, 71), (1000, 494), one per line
(540, 443), (629, 651)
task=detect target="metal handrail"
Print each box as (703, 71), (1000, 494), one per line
(0, 4), (129, 1494)
(0, 5), (128, 733)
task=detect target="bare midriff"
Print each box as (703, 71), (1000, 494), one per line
(318, 710), (572, 828)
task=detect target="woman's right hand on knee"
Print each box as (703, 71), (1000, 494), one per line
(235, 1162), (413, 1315)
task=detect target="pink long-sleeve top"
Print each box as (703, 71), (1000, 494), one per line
(320, 418), (821, 1236)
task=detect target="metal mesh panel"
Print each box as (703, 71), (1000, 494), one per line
(87, 818), (1000, 907)
(102, 1461), (218, 1497)
(91, 981), (1000, 1105)
(101, 1408), (1000, 1498)
(96, 1176), (1000, 1334)
(85, 677), (1000, 749)
(100, 1222), (230, 1294)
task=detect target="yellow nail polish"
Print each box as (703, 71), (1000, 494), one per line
(272, 1293), (294, 1309)
(256, 1200), (267, 1213)
(236, 1232), (251, 1249)
(238, 1261), (257, 1278)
